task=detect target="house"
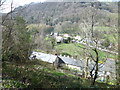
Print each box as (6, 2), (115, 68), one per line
(86, 58), (116, 81)
(30, 52), (116, 81)
(60, 56), (85, 71)
(98, 58), (116, 81)
(30, 52), (85, 72)
(54, 32), (59, 36)
(55, 36), (63, 43)
(74, 35), (81, 41)
(63, 34), (69, 38)
(62, 34), (72, 43)
(53, 56), (65, 69)
(50, 32), (59, 37)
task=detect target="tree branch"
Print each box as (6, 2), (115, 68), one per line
(0, 0), (6, 7)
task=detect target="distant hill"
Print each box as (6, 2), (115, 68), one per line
(12, 2), (118, 26)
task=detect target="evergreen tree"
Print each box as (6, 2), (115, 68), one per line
(2, 16), (33, 62)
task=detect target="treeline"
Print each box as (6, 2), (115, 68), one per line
(12, 2), (118, 26)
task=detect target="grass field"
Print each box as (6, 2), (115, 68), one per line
(55, 43), (117, 60)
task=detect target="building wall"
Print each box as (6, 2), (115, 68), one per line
(65, 64), (81, 71)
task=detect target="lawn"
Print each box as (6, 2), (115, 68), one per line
(55, 43), (117, 60)
(55, 43), (87, 58)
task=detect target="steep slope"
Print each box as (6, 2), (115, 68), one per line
(13, 2), (118, 25)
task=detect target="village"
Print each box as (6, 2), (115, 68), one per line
(2, 1), (119, 88)
(48, 32), (118, 54)
(29, 32), (117, 84)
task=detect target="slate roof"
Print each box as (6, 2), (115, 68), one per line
(99, 59), (116, 74)
(30, 51), (84, 68)
(30, 51), (116, 75)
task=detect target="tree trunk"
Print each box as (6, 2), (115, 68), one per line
(92, 48), (99, 85)
(85, 57), (89, 78)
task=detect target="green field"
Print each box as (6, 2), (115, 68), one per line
(55, 43), (117, 60)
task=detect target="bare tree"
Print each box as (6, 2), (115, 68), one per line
(0, 0), (6, 7)
(80, 2), (106, 85)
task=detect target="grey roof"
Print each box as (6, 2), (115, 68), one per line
(30, 51), (84, 67)
(60, 57), (80, 66)
(30, 52), (116, 75)
(99, 59), (116, 73)
(86, 58), (116, 76)
(31, 52), (56, 63)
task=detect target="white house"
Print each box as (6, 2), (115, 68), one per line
(55, 36), (63, 43)
(74, 35), (81, 41)
(63, 34), (70, 38)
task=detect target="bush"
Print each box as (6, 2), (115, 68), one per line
(2, 16), (33, 62)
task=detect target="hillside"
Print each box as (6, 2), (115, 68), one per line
(13, 2), (118, 26)
(2, 60), (117, 88)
